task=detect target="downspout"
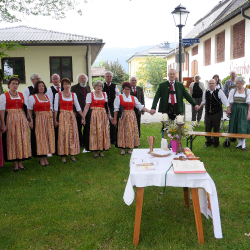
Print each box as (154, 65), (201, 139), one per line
(86, 44), (89, 86)
(241, 4), (250, 20)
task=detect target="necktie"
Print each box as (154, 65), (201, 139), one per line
(57, 86), (60, 92)
(134, 88), (136, 95)
(170, 82), (175, 105)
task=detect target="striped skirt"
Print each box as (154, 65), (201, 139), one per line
(117, 110), (140, 149)
(34, 111), (55, 156)
(89, 107), (110, 151)
(58, 110), (80, 156)
(4, 109), (31, 161)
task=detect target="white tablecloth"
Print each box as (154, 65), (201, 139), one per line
(123, 148), (223, 239)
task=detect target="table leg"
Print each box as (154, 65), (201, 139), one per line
(183, 187), (190, 207)
(133, 187), (144, 245)
(191, 188), (204, 244)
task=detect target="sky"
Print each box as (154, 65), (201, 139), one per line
(1, 0), (221, 48)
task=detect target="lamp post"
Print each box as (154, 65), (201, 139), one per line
(171, 4), (189, 82)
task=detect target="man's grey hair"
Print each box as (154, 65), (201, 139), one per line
(105, 71), (113, 77)
(130, 76), (137, 81)
(230, 70), (236, 76)
(168, 69), (177, 74)
(209, 79), (216, 84)
(235, 76), (245, 85)
(93, 80), (104, 89)
(30, 73), (39, 82)
(77, 73), (88, 83)
(194, 74), (201, 80)
(51, 73), (60, 81)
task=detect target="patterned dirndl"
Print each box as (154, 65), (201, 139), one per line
(34, 111), (55, 156)
(88, 107), (111, 151)
(117, 109), (140, 149)
(3, 109), (32, 161)
(58, 110), (80, 156)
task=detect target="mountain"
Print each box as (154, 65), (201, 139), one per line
(93, 42), (177, 73)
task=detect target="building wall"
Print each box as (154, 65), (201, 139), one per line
(167, 10), (250, 88)
(1, 45), (88, 92)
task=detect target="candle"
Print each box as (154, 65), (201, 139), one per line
(176, 115), (184, 123)
(162, 113), (169, 121)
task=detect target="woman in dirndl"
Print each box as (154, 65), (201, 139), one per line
(113, 82), (149, 155)
(82, 80), (112, 158)
(228, 76), (250, 150)
(0, 77), (31, 172)
(28, 81), (55, 166)
(54, 78), (84, 163)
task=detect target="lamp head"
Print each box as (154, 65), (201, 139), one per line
(172, 4), (190, 27)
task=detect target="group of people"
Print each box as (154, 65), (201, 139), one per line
(150, 69), (247, 149)
(0, 71), (149, 171)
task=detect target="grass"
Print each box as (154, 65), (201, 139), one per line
(0, 122), (249, 249)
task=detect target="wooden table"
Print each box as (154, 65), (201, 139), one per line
(123, 149), (222, 245)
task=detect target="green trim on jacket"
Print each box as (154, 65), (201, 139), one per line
(151, 81), (196, 114)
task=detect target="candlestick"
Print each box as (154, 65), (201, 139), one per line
(176, 123), (185, 155)
(176, 114), (184, 123)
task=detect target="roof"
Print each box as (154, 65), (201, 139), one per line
(91, 67), (105, 77)
(0, 25), (105, 65)
(166, 0), (249, 57)
(126, 42), (172, 62)
(0, 25), (103, 44)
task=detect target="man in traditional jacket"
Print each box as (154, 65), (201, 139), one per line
(130, 76), (144, 137)
(149, 69), (199, 120)
(71, 73), (91, 148)
(103, 71), (121, 144)
(198, 79), (230, 147)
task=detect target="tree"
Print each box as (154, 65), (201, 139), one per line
(0, 0), (83, 22)
(136, 56), (168, 92)
(103, 60), (128, 85)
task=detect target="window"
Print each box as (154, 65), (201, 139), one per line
(192, 46), (198, 56)
(233, 19), (245, 59)
(216, 30), (225, 63)
(1, 57), (25, 83)
(204, 38), (211, 66)
(50, 57), (73, 81)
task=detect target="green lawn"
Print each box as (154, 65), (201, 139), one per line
(0, 122), (249, 249)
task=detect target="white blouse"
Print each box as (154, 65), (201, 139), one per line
(28, 94), (53, 110)
(114, 93), (144, 112)
(54, 93), (81, 112)
(0, 93), (21, 110)
(228, 88), (250, 104)
(86, 91), (108, 103)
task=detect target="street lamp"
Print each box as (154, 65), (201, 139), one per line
(171, 4), (189, 82)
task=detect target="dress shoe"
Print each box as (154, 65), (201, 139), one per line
(13, 168), (19, 172)
(61, 159), (66, 164)
(99, 153), (104, 158)
(214, 145), (219, 148)
(45, 163), (50, 166)
(242, 147), (246, 151)
(93, 155), (98, 158)
(235, 145), (242, 149)
(205, 144), (210, 148)
(70, 157), (77, 162)
(19, 167), (26, 170)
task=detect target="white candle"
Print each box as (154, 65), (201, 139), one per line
(176, 115), (184, 123)
(162, 113), (169, 121)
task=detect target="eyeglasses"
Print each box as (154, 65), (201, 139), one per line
(11, 82), (19, 86)
(34, 78), (41, 80)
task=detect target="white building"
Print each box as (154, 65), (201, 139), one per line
(166, 0), (250, 87)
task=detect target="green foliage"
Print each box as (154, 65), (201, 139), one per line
(0, 42), (25, 58)
(91, 76), (105, 85)
(0, 0), (83, 22)
(221, 74), (241, 87)
(136, 56), (167, 92)
(103, 60), (128, 85)
(93, 60), (106, 67)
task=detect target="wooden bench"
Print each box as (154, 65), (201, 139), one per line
(187, 132), (250, 150)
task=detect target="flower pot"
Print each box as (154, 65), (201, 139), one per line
(170, 139), (178, 153)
